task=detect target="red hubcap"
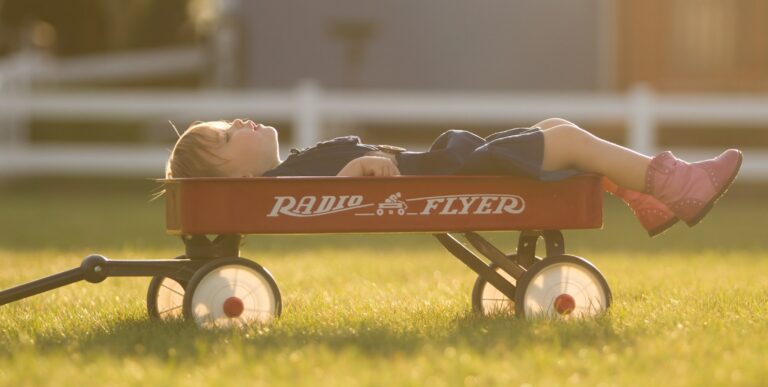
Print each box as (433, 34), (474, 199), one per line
(554, 294), (576, 315)
(223, 297), (245, 318)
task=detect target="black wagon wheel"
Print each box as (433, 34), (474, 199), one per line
(514, 255), (612, 319)
(147, 276), (187, 320)
(471, 254), (544, 316)
(183, 257), (282, 328)
(471, 262), (516, 316)
(146, 254), (192, 321)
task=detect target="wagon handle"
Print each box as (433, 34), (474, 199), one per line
(0, 255), (204, 306)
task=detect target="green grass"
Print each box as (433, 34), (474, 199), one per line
(0, 178), (767, 386)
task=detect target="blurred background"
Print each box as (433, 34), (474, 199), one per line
(0, 0), (767, 176)
(0, 0), (765, 252)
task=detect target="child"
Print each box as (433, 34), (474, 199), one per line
(165, 118), (742, 237)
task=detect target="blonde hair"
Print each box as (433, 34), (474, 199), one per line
(165, 121), (230, 178)
(150, 121), (231, 201)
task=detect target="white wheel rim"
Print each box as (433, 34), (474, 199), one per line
(155, 278), (184, 320)
(522, 262), (608, 319)
(190, 264), (277, 328)
(479, 267), (516, 316)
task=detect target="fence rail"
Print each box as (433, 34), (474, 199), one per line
(1, 80), (767, 180)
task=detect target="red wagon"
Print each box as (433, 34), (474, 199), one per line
(0, 174), (612, 327)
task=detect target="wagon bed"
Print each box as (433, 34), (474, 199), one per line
(164, 174), (603, 235)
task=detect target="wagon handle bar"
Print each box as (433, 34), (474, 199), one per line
(0, 254), (204, 306)
(0, 266), (85, 306)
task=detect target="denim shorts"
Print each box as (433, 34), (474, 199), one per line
(396, 128), (581, 181)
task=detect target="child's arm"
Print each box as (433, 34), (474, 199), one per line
(337, 156), (400, 177)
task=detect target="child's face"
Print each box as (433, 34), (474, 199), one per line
(205, 119), (280, 177)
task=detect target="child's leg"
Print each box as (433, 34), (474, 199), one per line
(541, 123), (743, 228)
(535, 119), (650, 191)
(540, 124), (651, 192)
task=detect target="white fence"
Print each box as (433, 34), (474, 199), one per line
(0, 46), (206, 86)
(0, 79), (767, 180)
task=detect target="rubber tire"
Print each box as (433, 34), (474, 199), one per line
(471, 263), (516, 316)
(147, 276), (186, 320)
(471, 254), (542, 316)
(514, 254), (612, 319)
(182, 257), (282, 327)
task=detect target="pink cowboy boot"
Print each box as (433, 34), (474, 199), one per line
(644, 149), (743, 227)
(602, 177), (679, 237)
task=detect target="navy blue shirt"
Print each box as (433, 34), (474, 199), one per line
(262, 135), (376, 177)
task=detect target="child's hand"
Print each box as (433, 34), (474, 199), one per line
(337, 156), (401, 177)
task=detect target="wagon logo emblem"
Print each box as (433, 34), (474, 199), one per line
(376, 192), (407, 216)
(267, 192), (525, 217)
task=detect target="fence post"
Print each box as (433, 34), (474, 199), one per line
(211, 0), (241, 88)
(0, 51), (35, 149)
(293, 79), (321, 148)
(627, 83), (656, 156)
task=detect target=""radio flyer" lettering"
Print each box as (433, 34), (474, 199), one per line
(267, 192), (525, 218)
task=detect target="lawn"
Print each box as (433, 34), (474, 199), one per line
(0, 178), (766, 386)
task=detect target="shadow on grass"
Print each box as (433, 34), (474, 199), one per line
(25, 312), (636, 361)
